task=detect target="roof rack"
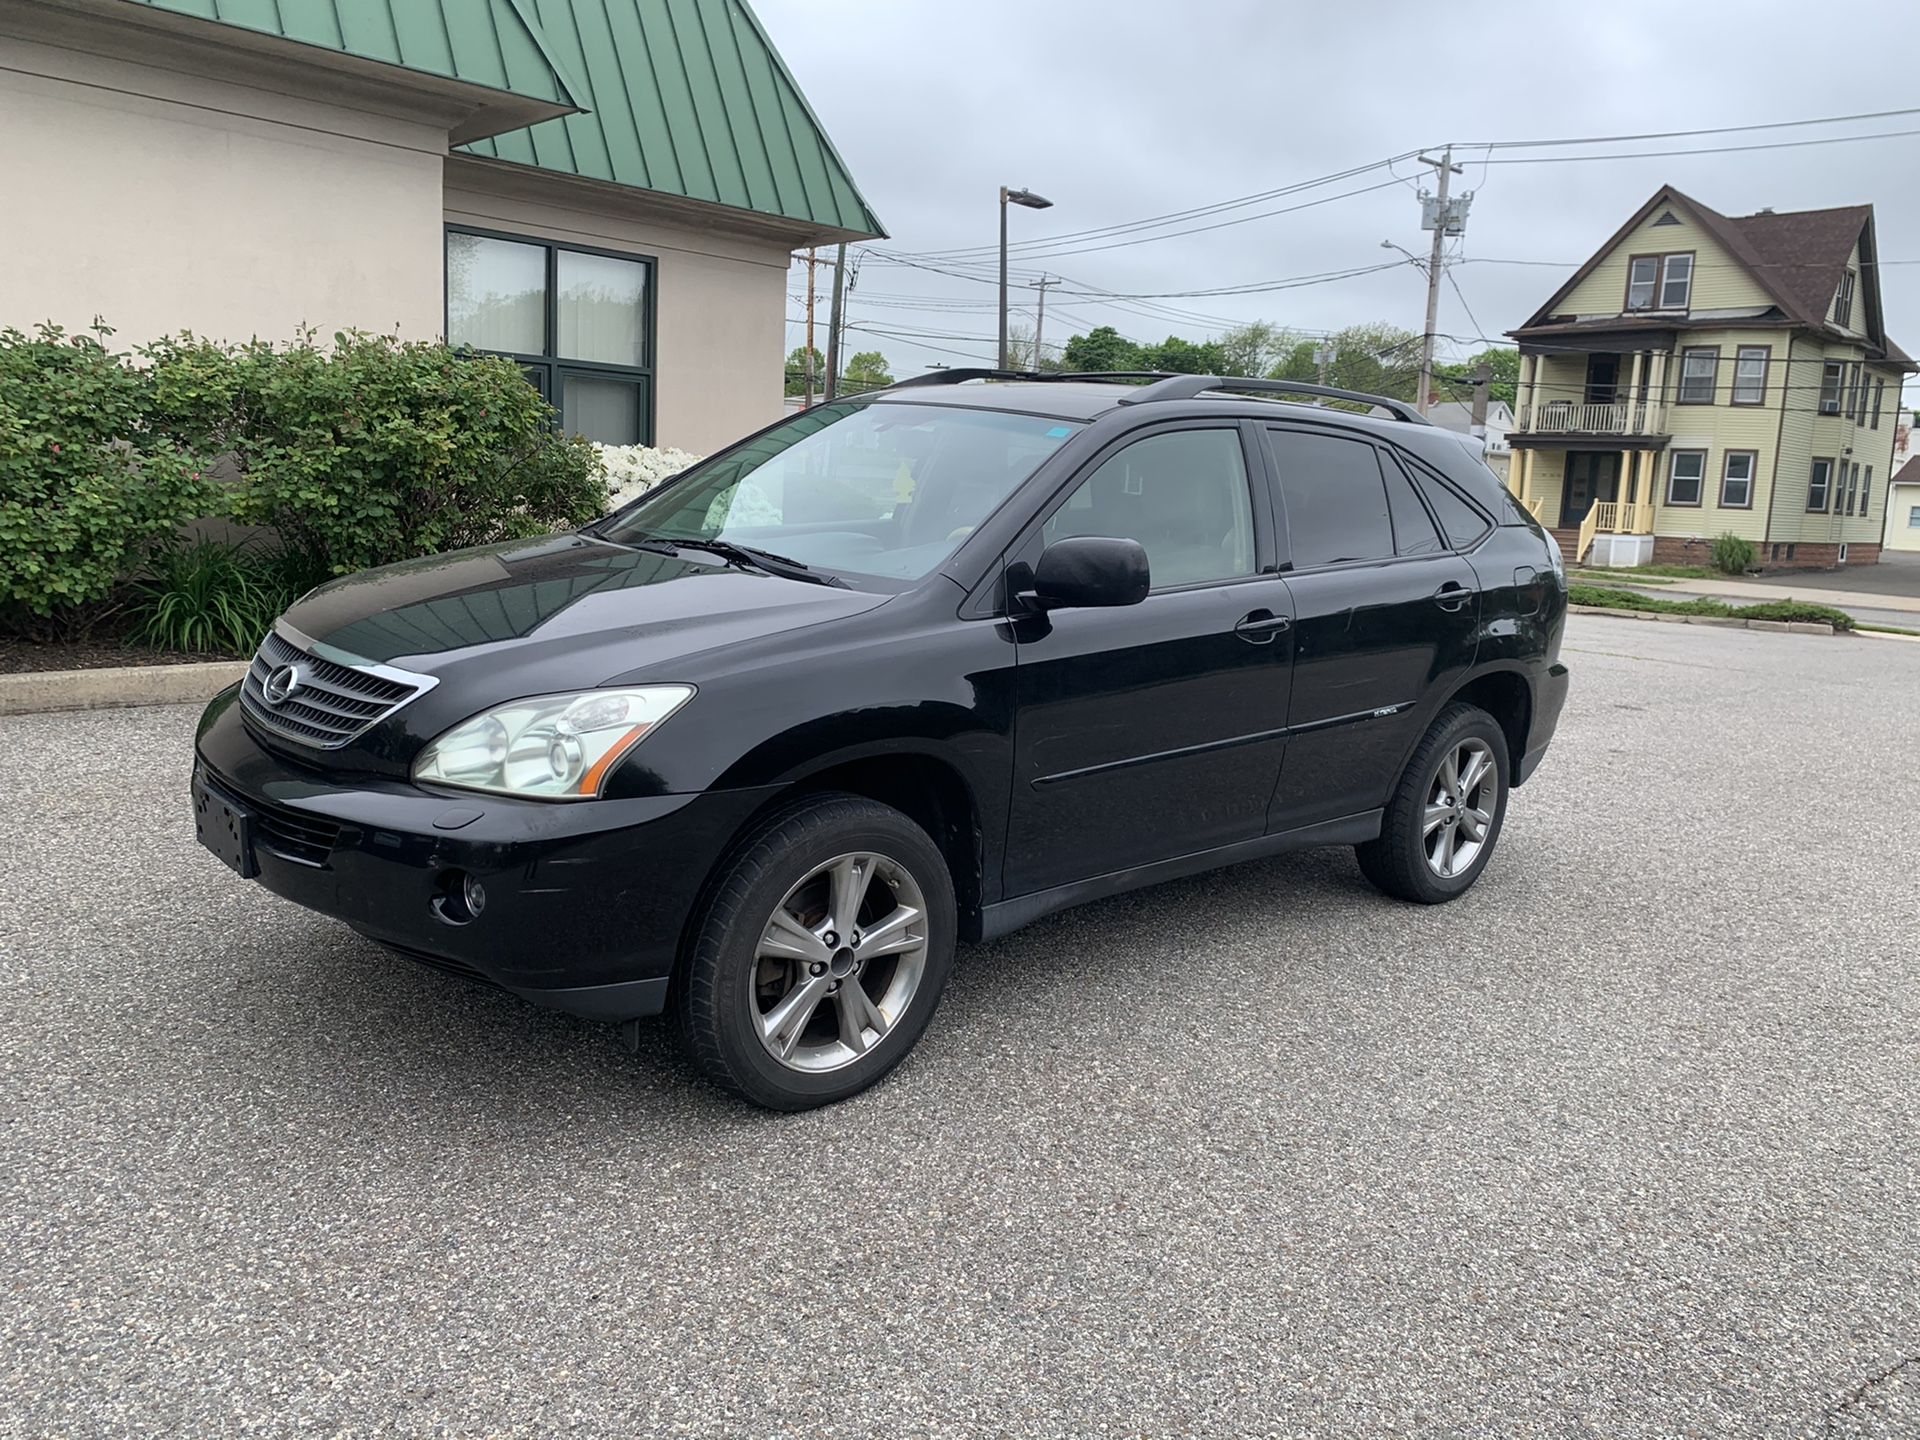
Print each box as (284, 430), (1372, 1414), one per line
(884, 368), (1174, 390)
(1117, 376), (1430, 425)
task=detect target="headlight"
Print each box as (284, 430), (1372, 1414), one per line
(413, 687), (694, 799)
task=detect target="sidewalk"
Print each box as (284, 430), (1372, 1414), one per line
(1649, 576), (1920, 615)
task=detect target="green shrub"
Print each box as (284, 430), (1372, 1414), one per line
(1733, 599), (1854, 631)
(1709, 532), (1756, 575)
(127, 539), (303, 656)
(0, 323), (217, 630)
(145, 329), (607, 579)
(1567, 584), (1733, 617)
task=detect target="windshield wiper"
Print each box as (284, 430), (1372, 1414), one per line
(668, 537), (847, 588)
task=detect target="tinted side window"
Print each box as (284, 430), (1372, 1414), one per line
(1382, 457), (1444, 556)
(1407, 463), (1493, 548)
(1267, 429), (1394, 568)
(1043, 428), (1255, 589)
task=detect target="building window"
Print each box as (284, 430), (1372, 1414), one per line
(1861, 466), (1872, 518)
(1677, 348), (1717, 404)
(1626, 257), (1660, 311)
(1731, 346), (1769, 405)
(1720, 451), (1756, 508)
(1819, 362), (1844, 414)
(1807, 458), (1833, 511)
(1659, 254), (1693, 309)
(1871, 379), (1884, 429)
(1845, 362), (1863, 420)
(445, 228), (654, 445)
(1667, 449), (1706, 506)
(1908, 504), (1920, 529)
(1834, 270), (1855, 327)
(1844, 462), (1860, 515)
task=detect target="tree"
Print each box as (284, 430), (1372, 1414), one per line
(841, 350), (894, 392)
(1215, 321), (1298, 378)
(1061, 326), (1143, 374)
(1433, 346), (1521, 407)
(783, 345), (824, 397)
(1265, 322), (1421, 404)
(1138, 335), (1228, 375)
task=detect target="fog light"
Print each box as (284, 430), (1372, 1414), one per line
(433, 868), (488, 925)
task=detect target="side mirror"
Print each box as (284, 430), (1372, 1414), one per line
(1028, 536), (1150, 610)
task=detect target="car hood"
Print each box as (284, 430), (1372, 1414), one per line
(282, 534), (892, 692)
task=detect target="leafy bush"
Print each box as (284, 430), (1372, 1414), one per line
(1709, 532), (1756, 575)
(1733, 599), (1854, 631)
(145, 330), (607, 578)
(127, 539), (303, 656)
(0, 323), (217, 631)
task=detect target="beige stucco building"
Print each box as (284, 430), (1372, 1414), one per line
(0, 0), (882, 456)
(1506, 186), (1911, 570)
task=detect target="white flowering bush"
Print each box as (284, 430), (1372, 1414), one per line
(597, 443), (703, 509)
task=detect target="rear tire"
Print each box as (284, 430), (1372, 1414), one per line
(674, 794), (956, 1111)
(1356, 703), (1509, 904)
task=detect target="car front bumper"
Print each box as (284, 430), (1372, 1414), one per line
(193, 688), (776, 1022)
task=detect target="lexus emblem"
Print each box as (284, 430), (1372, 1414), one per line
(262, 663), (303, 707)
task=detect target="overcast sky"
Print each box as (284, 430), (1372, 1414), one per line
(759, 0), (1920, 409)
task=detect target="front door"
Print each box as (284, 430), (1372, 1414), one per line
(1559, 451), (1620, 528)
(1585, 353), (1620, 405)
(1259, 426), (1481, 830)
(1004, 423), (1295, 896)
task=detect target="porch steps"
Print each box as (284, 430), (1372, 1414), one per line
(1548, 528), (1581, 566)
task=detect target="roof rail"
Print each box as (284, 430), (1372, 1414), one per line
(884, 368), (1174, 390)
(1117, 376), (1430, 424)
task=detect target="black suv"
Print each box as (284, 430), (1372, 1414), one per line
(192, 372), (1569, 1109)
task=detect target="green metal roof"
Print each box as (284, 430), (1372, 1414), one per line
(461, 0), (885, 239)
(122, 0), (584, 111)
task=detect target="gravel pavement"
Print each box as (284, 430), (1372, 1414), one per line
(3, 614), (1916, 1438)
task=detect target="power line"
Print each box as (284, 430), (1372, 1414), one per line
(1476, 127), (1920, 166)
(1456, 105), (1920, 151)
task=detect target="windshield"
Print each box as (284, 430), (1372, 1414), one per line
(599, 401), (1081, 586)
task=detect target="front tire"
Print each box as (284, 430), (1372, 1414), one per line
(674, 794), (957, 1110)
(1356, 703), (1509, 904)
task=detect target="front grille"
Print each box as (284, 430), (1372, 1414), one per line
(240, 627), (427, 750)
(251, 796), (342, 867)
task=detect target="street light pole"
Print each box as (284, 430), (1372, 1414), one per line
(998, 185), (1053, 370)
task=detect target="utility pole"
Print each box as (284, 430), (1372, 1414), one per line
(1029, 275), (1057, 371)
(1416, 146), (1466, 416)
(824, 242), (846, 402)
(803, 246), (817, 406)
(1314, 342), (1336, 388)
(1469, 359), (1491, 434)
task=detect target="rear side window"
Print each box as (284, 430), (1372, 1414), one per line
(1267, 429), (1394, 569)
(1381, 458), (1444, 556)
(1407, 462), (1493, 549)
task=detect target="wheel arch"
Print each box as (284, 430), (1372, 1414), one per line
(1438, 666), (1535, 784)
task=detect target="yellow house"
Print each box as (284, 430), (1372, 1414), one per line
(1507, 187), (1912, 569)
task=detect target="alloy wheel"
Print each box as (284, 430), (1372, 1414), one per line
(1423, 738), (1498, 879)
(750, 851), (929, 1073)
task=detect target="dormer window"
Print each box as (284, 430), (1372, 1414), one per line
(1626, 253), (1693, 311)
(1833, 270), (1856, 327)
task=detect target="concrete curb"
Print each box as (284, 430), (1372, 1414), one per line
(0, 661), (246, 716)
(1569, 605), (1835, 636)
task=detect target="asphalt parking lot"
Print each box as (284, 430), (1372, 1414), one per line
(3, 615), (1916, 1438)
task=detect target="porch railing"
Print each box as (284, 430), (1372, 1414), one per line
(1522, 399), (1666, 436)
(1576, 500), (1657, 561)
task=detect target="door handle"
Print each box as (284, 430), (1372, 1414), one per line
(1432, 582), (1475, 612)
(1234, 609), (1292, 643)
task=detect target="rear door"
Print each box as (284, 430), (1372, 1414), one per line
(1261, 425), (1481, 832)
(1003, 422), (1296, 896)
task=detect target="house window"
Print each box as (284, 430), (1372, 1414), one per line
(1677, 348), (1717, 404)
(1844, 462), (1860, 515)
(1871, 379), (1884, 429)
(1626, 257), (1660, 311)
(1731, 346), (1768, 405)
(1834, 270), (1855, 327)
(1845, 362), (1863, 420)
(1860, 466), (1872, 518)
(1819, 362), (1844, 414)
(1667, 449), (1706, 506)
(1908, 504), (1920, 529)
(1720, 451), (1756, 508)
(1658, 254), (1694, 309)
(445, 228), (654, 445)
(1807, 458), (1833, 511)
